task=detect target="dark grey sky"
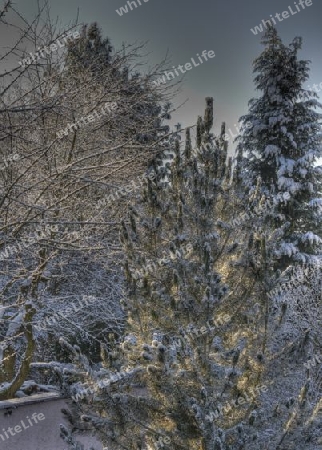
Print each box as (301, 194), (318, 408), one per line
(7, 0), (322, 150)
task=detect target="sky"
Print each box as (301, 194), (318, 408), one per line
(3, 0), (322, 153)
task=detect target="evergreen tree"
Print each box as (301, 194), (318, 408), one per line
(65, 22), (113, 74)
(72, 99), (282, 450)
(63, 22), (169, 147)
(236, 25), (322, 266)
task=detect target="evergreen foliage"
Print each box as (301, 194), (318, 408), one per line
(236, 25), (322, 266)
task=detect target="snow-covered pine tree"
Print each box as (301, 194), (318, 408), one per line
(74, 99), (284, 450)
(117, 99), (234, 449)
(236, 25), (322, 267)
(231, 27), (322, 449)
